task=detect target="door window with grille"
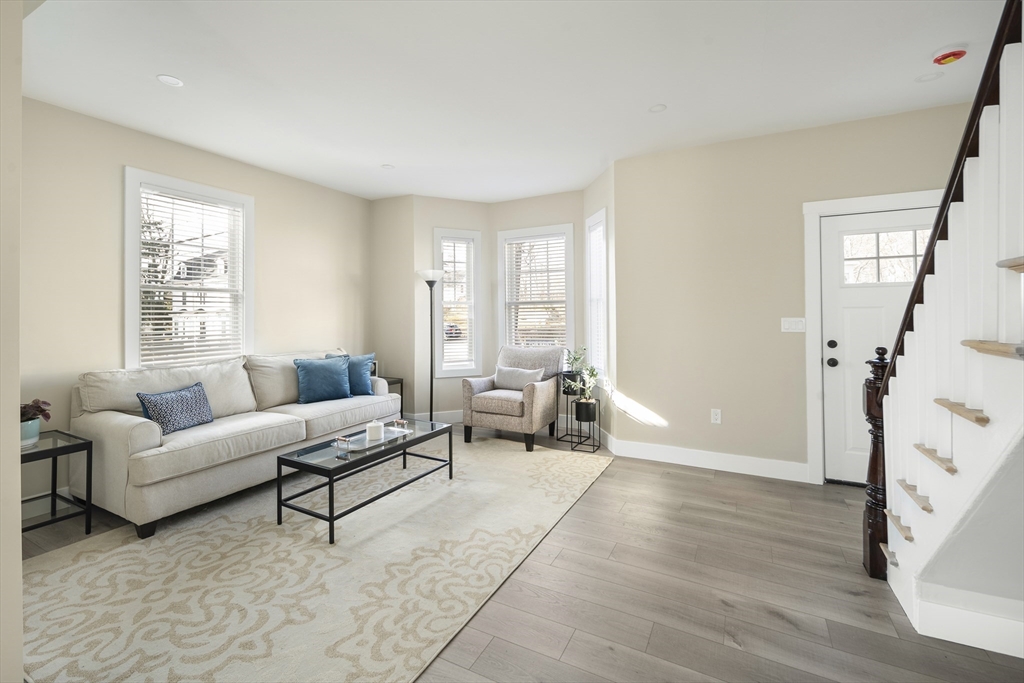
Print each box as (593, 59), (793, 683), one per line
(125, 168), (254, 368)
(499, 224), (574, 349)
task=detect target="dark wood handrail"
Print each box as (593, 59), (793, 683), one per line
(877, 0), (1022, 404)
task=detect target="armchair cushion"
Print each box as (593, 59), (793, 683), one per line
(472, 389), (525, 417)
(495, 365), (544, 391)
(496, 346), (564, 380)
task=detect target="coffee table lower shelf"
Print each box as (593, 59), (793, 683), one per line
(277, 424), (452, 544)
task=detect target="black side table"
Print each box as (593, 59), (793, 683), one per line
(379, 376), (404, 416)
(21, 430), (92, 535)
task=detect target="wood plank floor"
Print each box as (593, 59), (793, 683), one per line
(19, 428), (1023, 681)
(420, 431), (1024, 683)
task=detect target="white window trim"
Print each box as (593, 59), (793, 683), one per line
(433, 227), (483, 378)
(497, 223), (575, 351)
(585, 209), (607, 377)
(124, 166), (255, 369)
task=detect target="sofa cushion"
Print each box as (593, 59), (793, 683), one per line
(472, 389), (525, 417)
(265, 394), (401, 440)
(295, 356), (351, 403)
(79, 358), (257, 419)
(244, 349), (347, 411)
(128, 412), (306, 486)
(327, 353), (375, 396)
(137, 382), (214, 435)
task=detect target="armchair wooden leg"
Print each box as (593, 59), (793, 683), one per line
(548, 421), (556, 436)
(464, 426), (472, 443)
(524, 434), (535, 452)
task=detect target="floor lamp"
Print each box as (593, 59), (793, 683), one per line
(417, 269), (443, 422)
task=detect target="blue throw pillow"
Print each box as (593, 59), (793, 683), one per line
(294, 356), (351, 403)
(328, 352), (376, 396)
(137, 382), (214, 435)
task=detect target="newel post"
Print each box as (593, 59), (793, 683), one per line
(863, 347), (889, 579)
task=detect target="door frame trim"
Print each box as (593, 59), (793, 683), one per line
(802, 190), (942, 485)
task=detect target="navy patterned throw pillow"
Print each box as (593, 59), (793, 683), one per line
(137, 382), (215, 435)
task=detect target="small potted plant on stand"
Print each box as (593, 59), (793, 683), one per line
(20, 398), (52, 450)
(562, 346), (587, 396)
(565, 365), (599, 423)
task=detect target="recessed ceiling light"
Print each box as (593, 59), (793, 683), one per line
(649, 104), (668, 113)
(380, 164), (395, 170)
(914, 72), (944, 83)
(156, 74), (184, 87)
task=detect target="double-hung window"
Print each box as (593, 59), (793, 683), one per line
(124, 168), (255, 368)
(498, 224), (574, 349)
(585, 210), (608, 375)
(434, 228), (482, 377)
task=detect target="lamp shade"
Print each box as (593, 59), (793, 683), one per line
(417, 269), (444, 284)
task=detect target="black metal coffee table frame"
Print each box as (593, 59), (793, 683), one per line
(277, 422), (452, 544)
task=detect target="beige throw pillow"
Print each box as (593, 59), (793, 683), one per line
(494, 365), (544, 391)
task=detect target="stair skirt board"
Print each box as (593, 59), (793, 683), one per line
(918, 594), (1024, 659)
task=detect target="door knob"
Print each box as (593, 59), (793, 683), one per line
(827, 340), (838, 349)
(827, 358), (839, 367)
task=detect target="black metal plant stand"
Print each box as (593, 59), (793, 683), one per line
(557, 371), (582, 443)
(570, 398), (602, 453)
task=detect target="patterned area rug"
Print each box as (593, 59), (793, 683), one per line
(22, 435), (610, 683)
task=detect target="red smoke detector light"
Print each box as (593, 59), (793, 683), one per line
(933, 48), (967, 66)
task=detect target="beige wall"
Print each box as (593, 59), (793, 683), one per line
(20, 99), (372, 496)
(612, 103), (970, 463)
(0, 1), (25, 678)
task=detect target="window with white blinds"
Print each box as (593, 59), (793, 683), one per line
(586, 212), (607, 375)
(125, 168), (254, 368)
(499, 224), (574, 349)
(434, 228), (481, 377)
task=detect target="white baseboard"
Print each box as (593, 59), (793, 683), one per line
(606, 438), (811, 483)
(918, 593), (1024, 658)
(22, 486), (72, 519)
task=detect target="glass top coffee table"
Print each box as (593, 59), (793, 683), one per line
(277, 419), (452, 544)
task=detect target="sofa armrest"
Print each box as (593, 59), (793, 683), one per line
(522, 376), (559, 431)
(371, 376), (390, 397)
(69, 410), (162, 518)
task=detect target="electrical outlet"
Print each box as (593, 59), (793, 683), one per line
(711, 409), (722, 424)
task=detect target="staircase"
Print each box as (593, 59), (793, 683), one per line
(868, 0), (1023, 658)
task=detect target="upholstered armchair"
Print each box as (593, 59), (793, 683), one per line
(462, 346), (564, 451)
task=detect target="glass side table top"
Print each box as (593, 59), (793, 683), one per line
(280, 419), (449, 471)
(22, 431), (89, 453)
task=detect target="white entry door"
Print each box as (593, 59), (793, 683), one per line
(821, 207), (936, 483)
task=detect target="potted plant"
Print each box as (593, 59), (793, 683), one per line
(562, 346), (587, 396)
(564, 365), (599, 422)
(20, 399), (52, 450)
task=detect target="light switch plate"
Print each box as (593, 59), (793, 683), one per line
(781, 318), (806, 333)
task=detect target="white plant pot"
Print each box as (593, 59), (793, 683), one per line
(21, 417), (41, 450)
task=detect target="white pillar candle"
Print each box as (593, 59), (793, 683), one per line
(366, 420), (384, 440)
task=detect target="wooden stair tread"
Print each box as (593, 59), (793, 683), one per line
(897, 479), (934, 513)
(914, 444), (958, 474)
(879, 542), (898, 567)
(961, 339), (1024, 359)
(995, 256), (1024, 273)
(934, 398), (990, 426)
(885, 510), (914, 542)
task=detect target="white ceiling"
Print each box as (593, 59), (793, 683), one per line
(24, 0), (1002, 203)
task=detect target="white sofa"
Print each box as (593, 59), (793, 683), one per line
(68, 350), (400, 538)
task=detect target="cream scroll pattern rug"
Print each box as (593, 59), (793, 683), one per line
(22, 436), (610, 682)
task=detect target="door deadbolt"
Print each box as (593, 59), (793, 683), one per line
(827, 358), (839, 367)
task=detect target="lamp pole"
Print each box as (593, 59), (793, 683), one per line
(417, 270), (443, 422)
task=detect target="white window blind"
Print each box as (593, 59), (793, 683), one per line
(440, 236), (475, 370)
(137, 186), (246, 367)
(504, 233), (568, 347)
(586, 218), (607, 374)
